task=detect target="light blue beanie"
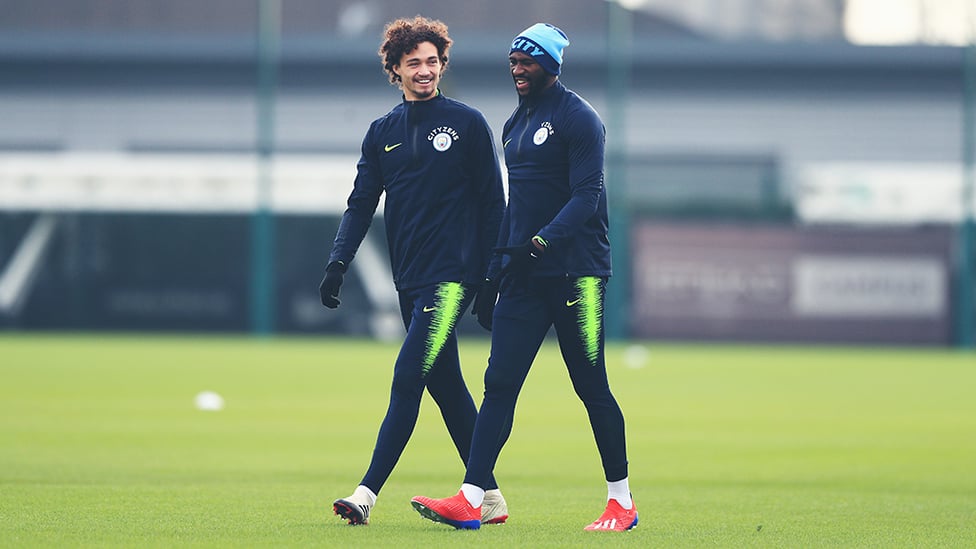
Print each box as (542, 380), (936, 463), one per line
(510, 23), (570, 75)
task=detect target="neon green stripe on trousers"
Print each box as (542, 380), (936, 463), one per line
(421, 282), (466, 377)
(574, 277), (603, 367)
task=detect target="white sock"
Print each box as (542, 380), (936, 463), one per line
(460, 483), (485, 508)
(355, 484), (377, 506)
(607, 478), (632, 509)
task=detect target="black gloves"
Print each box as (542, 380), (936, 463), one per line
(472, 278), (499, 331)
(318, 261), (347, 309)
(495, 235), (548, 279)
(479, 236), (547, 327)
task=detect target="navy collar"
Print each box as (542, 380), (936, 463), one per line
(518, 80), (563, 108)
(402, 89), (444, 106)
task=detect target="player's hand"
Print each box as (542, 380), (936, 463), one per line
(494, 236), (547, 280)
(472, 278), (499, 331)
(318, 261), (346, 309)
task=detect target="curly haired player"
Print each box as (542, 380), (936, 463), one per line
(320, 15), (508, 526)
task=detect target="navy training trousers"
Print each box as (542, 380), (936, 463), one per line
(463, 275), (629, 488)
(360, 281), (499, 493)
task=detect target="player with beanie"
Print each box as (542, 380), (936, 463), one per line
(411, 23), (638, 532)
(509, 22), (569, 75)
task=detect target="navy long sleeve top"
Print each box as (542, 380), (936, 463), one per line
(328, 92), (505, 291)
(493, 80), (612, 279)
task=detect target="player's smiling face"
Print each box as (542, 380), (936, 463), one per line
(509, 51), (553, 97)
(394, 41), (442, 101)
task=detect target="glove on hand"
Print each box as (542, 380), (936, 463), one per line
(472, 278), (499, 331)
(318, 261), (347, 309)
(494, 235), (548, 279)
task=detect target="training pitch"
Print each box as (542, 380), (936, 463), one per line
(1, 334), (974, 547)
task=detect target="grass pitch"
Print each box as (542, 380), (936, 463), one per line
(1, 334), (974, 547)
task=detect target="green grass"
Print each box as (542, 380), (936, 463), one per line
(1, 334), (974, 547)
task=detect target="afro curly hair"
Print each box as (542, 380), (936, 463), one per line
(378, 15), (452, 86)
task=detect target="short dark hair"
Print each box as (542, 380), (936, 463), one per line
(379, 15), (452, 85)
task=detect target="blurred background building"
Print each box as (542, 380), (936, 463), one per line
(1, 0), (974, 345)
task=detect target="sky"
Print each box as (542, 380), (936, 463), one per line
(845, 0), (975, 45)
(621, 0), (976, 45)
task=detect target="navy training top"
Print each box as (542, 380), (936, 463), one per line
(328, 92), (505, 291)
(493, 80), (612, 279)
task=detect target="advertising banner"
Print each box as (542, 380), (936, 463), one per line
(630, 222), (953, 344)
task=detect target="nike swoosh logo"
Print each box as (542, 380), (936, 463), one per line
(384, 143), (403, 152)
(566, 298), (581, 307)
(423, 306), (437, 313)
(503, 138), (512, 148)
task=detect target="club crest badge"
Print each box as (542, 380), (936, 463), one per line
(428, 126), (459, 152)
(432, 132), (453, 151)
(533, 127), (548, 145)
(533, 122), (554, 146)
